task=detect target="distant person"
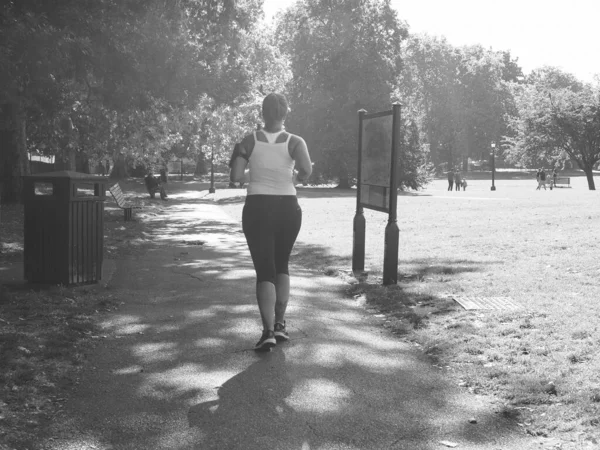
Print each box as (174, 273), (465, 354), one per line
(159, 168), (168, 183)
(552, 168), (558, 187)
(454, 170), (462, 191)
(230, 93), (312, 351)
(535, 168), (542, 190)
(539, 168), (547, 190)
(447, 168), (454, 191)
(144, 172), (168, 200)
(461, 177), (467, 191)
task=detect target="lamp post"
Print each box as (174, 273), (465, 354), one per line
(490, 142), (496, 191)
(209, 146), (216, 194)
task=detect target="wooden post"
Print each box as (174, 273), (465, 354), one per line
(209, 147), (216, 194)
(383, 103), (401, 285)
(352, 109), (367, 274)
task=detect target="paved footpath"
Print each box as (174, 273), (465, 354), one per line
(41, 194), (538, 450)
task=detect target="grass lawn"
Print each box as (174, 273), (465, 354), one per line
(220, 171), (600, 445)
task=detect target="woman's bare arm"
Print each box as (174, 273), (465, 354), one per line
(290, 136), (312, 181)
(230, 156), (248, 183)
(229, 142), (249, 183)
(229, 138), (253, 183)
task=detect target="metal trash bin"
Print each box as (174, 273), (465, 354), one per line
(23, 171), (106, 285)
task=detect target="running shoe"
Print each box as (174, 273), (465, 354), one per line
(274, 321), (289, 342)
(254, 330), (276, 351)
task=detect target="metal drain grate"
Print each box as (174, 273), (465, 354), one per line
(453, 296), (522, 310)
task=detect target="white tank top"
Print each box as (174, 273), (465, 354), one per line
(247, 130), (296, 196)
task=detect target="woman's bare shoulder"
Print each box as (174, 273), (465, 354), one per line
(288, 134), (306, 147)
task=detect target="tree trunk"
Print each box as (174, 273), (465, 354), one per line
(336, 178), (351, 189)
(60, 116), (76, 170)
(109, 152), (128, 179)
(336, 160), (352, 189)
(0, 102), (29, 203)
(195, 158), (208, 175)
(584, 165), (596, 190)
(336, 172), (351, 189)
(76, 151), (91, 173)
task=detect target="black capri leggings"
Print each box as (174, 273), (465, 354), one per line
(242, 195), (302, 284)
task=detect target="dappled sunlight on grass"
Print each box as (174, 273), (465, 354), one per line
(99, 314), (144, 333)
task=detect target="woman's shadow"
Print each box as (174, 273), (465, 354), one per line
(188, 349), (303, 450)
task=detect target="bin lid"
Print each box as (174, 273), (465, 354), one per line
(25, 170), (106, 181)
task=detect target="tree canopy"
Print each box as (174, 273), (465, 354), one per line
(0, 0), (267, 201)
(505, 67), (600, 189)
(397, 34), (523, 172)
(2, 0), (599, 201)
(275, 0), (411, 188)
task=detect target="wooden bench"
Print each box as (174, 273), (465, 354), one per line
(552, 177), (571, 188)
(108, 183), (140, 221)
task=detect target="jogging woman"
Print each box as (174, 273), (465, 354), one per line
(230, 93), (312, 351)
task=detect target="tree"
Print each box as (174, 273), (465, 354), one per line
(276, 0), (409, 188)
(398, 36), (522, 172)
(457, 45), (514, 166)
(199, 22), (292, 171)
(85, 0), (263, 178)
(505, 67), (600, 190)
(0, 1), (81, 201)
(398, 117), (433, 189)
(398, 35), (462, 171)
(0, 0), (265, 201)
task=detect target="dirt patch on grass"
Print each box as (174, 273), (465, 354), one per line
(0, 283), (120, 448)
